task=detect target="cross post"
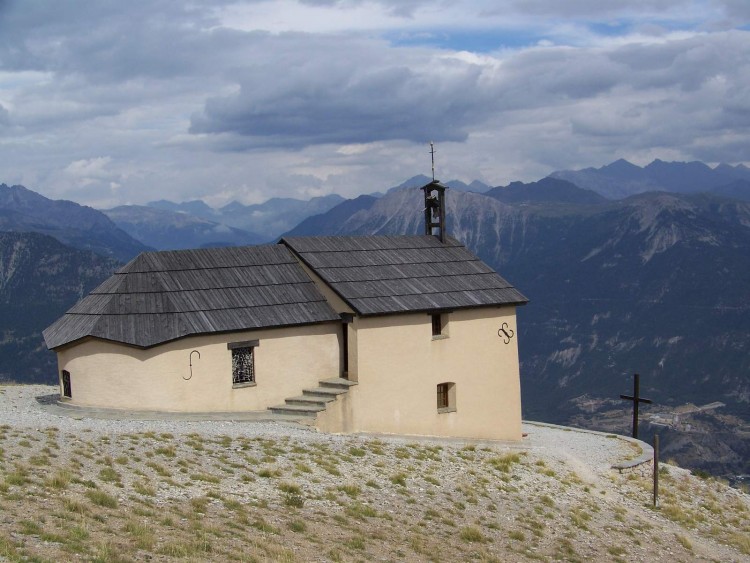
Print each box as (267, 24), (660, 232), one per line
(429, 141), (436, 181)
(619, 373), (652, 439)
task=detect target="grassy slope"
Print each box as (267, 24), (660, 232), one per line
(0, 400), (748, 561)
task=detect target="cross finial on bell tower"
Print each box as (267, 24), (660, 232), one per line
(429, 141), (436, 182)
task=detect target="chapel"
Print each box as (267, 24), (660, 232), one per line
(44, 181), (528, 440)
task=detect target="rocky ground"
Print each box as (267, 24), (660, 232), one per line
(0, 384), (748, 562)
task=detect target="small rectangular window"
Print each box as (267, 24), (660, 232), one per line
(437, 382), (456, 413)
(61, 370), (72, 399)
(431, 314), (443, 336)
(437, 383), (449, 409)
(231, 347), (255, 386)
(431, 313), (450, 339)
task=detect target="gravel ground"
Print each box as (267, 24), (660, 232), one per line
(2, 384), (633, 474)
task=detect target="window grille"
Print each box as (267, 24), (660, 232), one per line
(232, 347), (255, 385)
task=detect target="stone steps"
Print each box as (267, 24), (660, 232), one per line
(267, 403), (326, 417)
(320, 377), (358, 389)
(285, 395), (336, 406)
(269, 377), (357, 419)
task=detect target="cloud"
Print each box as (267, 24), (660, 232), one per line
(189, 35), (498, 146)
(0, 0), (748, 209)
(0, 103), (9, 127)
(64, 156), (113, 179)
(188, 29), (750, 157)
(505, 0), (689, 19)
(715, 0), (750, 22)
(298, 0), (430, 18)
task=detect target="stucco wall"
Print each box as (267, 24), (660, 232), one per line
(318, 307), (523, 441)
(55, 323), (340, 412)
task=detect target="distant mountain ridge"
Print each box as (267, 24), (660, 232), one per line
(148, 194), (346, 241)
(386, 175), (491, 194)
(144, 178), (490, 243)
(551, 159), (750, 200)
(0, 183), (149, 261)
(486, 177), (607, 205)
(102, 205), (265, 250)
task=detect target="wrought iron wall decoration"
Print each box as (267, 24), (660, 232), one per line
(184, 350), (201, 381)
(498, 323), (515, 344)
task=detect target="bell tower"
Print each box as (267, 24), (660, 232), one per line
(422, 180), (448, 243)
(421, 142), (448, 243)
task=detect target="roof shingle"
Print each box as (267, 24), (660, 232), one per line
(281, 235), (528, 316)
(43, 245), (340, 349)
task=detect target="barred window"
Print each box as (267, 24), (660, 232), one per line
(232, 347), (254, 385)
(232, 347), (255, 385)
(228, 340), (259, 387)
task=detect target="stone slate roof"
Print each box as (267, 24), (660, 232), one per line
(281, 235), (528, 316)
(43, 245), (341, 349)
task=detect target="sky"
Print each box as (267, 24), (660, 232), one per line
(0, 0), (749, 208)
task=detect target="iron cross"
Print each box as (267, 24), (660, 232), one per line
(620, 373), (652, 439)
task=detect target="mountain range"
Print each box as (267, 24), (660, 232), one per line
(147, 193), (346, 243)
(551, 159), (750, 200)
(101, 205), (265, 250)
(122, 179), (489, 250)
(0, 231), (120, 382)
(0, 183), (149, 261)
(1, 158), (748, 479)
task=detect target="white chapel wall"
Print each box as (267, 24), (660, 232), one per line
(317, 306), (523, 441)
(55, 322), (340, 412)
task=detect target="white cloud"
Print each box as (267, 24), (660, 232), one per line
(64, 157), (113, 179)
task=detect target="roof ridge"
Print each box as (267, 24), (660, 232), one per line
(91, 279), (319, 295)
(118, 260), (299, 274)
(60, 298), (334, 316)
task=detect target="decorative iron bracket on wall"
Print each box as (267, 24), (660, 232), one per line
(184, 350), (201, 381)
(498, 323), (515, 344)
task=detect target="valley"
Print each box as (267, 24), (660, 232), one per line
(568, 399), (750, 487)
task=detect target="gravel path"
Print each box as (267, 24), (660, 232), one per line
(1, 384), (640, 476)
